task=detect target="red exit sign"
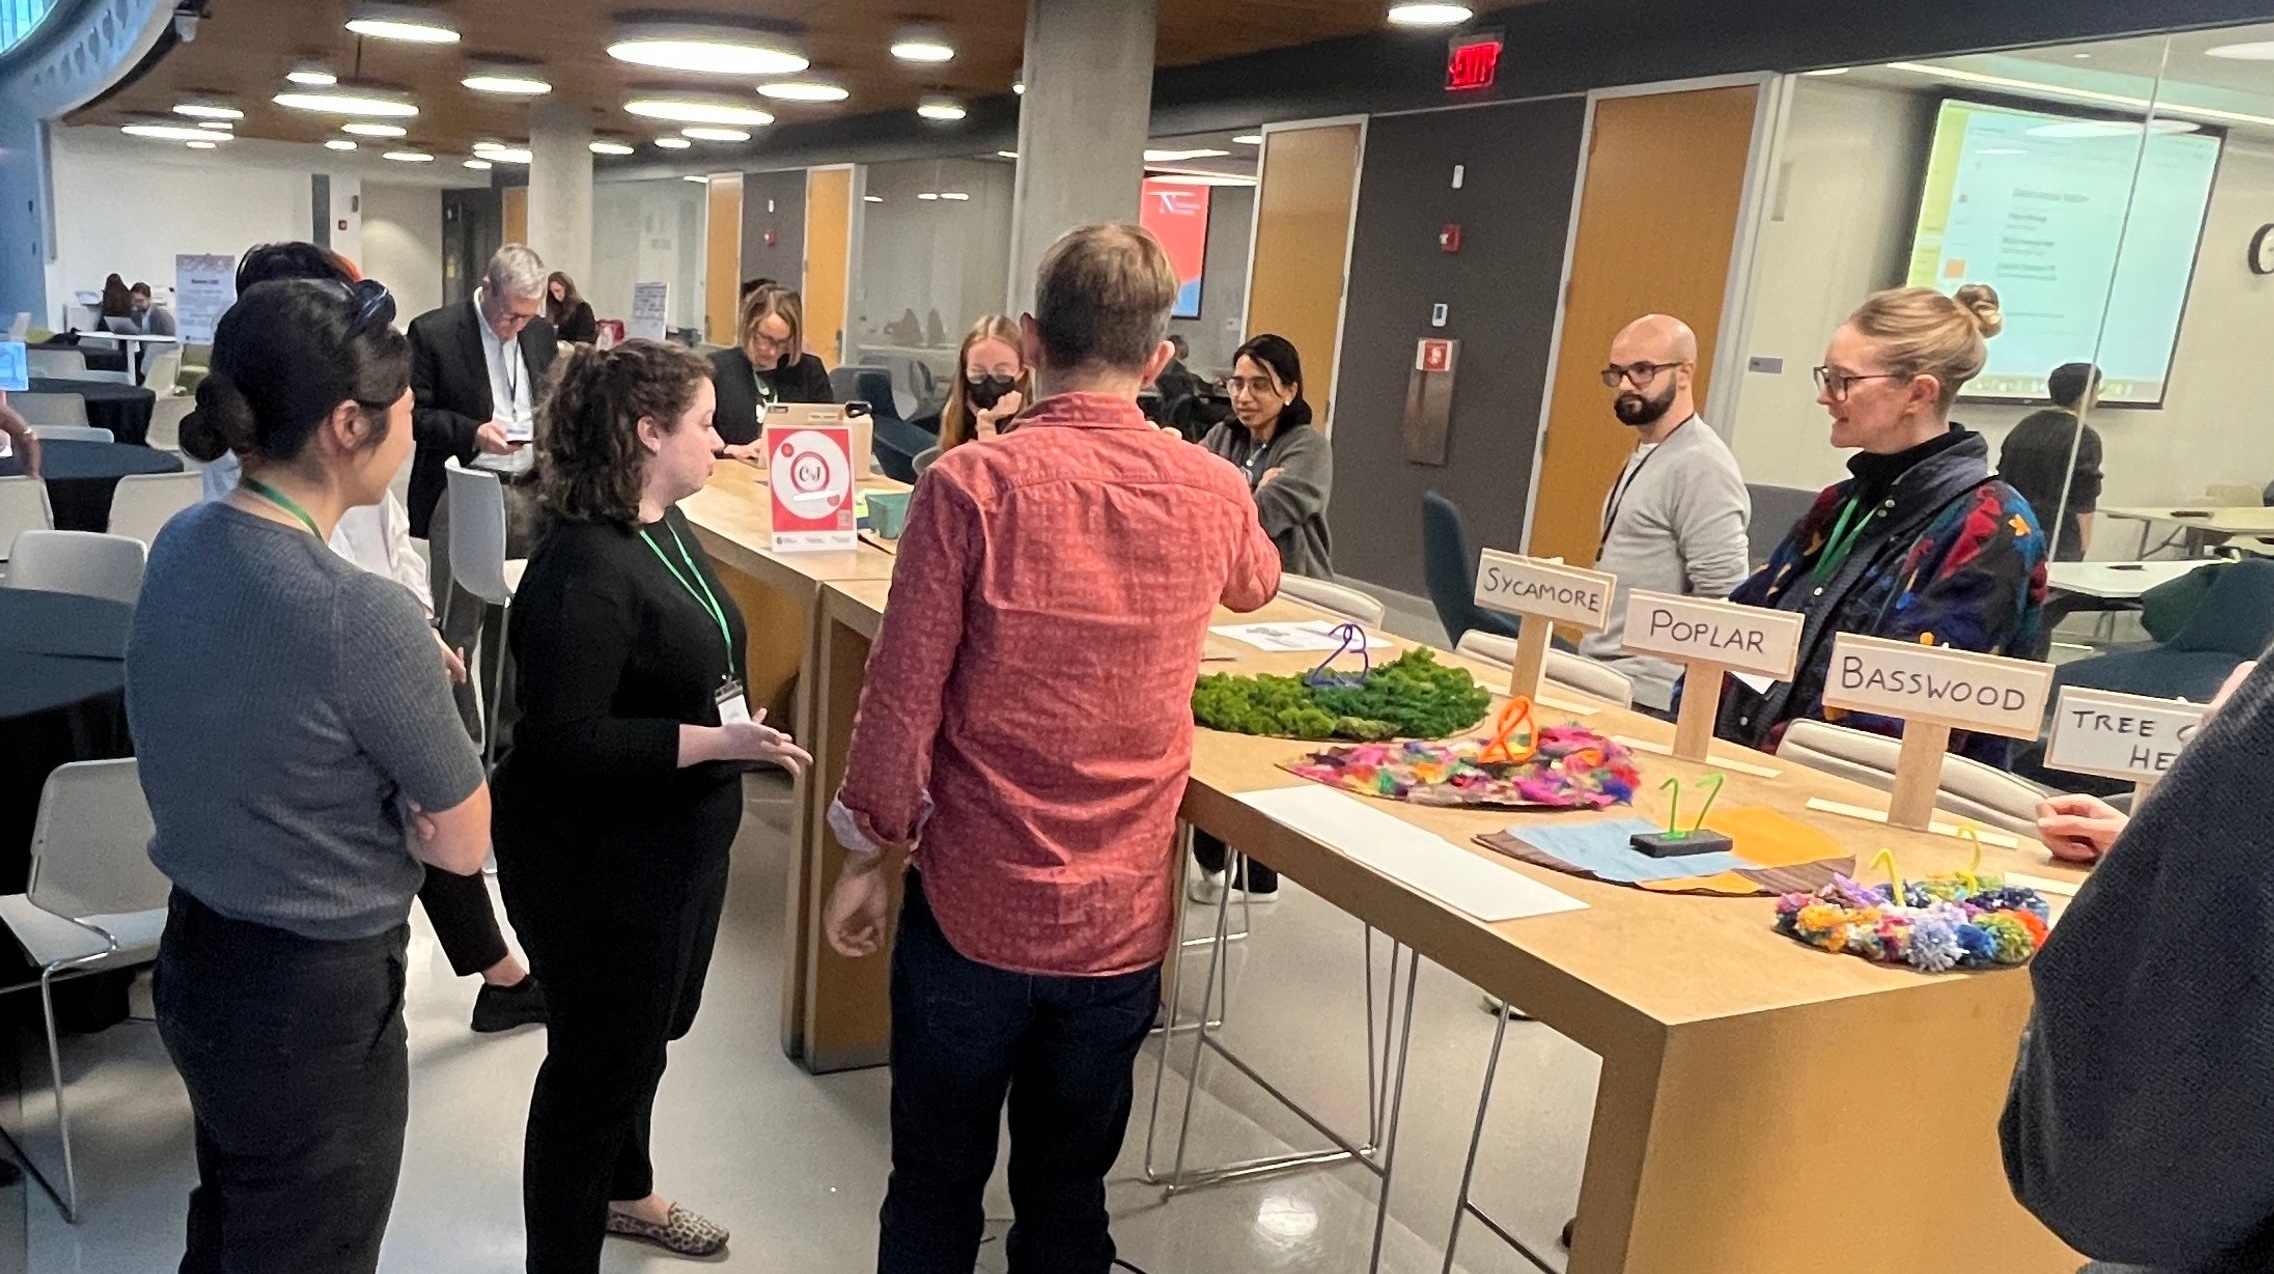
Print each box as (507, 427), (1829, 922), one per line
(1446, 33), (1503, 92)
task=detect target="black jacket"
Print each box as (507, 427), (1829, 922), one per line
(708, 348), (833, 445)
(406, 301), (557, 537)
(552, 300), (597, 345)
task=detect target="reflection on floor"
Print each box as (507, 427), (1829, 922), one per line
(12, 769), (1599, 1273)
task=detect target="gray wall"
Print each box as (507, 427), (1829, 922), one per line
(1167, 183), (1254, 378)
(1327, 96), (1588, 597)
(740, 168), (807, 299)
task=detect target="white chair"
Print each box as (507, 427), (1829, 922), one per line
(141, 346), (183, 396)
(1276, 575), (1388, 628)
(105, 471), (202, 546)
(444, 460), (528, 768)
(1455, 631), (1638, 710)
(0, 759), (168, 1222)
(1774, 719), (2052, 837)
(146, 396), (194, 453)
(25, 349), (85, 379)
(5, 531), (145, 604)
(0, 476), (55, 564)
(29, 426), (112, 444)
(12, 394), (89, 428)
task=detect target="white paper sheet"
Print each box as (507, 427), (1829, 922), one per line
(1208, 620), (1395, 654)
(1234, 786), (1588, 923)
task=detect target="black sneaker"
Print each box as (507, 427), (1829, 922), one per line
(470, 976), (547, 1033)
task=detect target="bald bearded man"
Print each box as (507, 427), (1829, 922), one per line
(1578, 315), (1752, 713)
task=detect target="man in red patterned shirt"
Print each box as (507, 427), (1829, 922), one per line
(824, 223), (1280, 1273)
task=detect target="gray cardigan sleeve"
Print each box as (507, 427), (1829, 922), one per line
(1670, 449), (1752, 600)
(1253, 425), (1332, 542)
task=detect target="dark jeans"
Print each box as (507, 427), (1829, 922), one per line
(152, 890), (410, 1274)
(419, 864), (509, 977)
(426, 480), (539, 746)
(497, 847), (728, 1274)
(878, 874), (1160, 1274)
(1192, 830), (1277, 894)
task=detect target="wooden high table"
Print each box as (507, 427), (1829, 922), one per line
(765, 579), (2087, 1273)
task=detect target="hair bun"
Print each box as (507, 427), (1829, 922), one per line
(1953, 283), (2004, 338)
(195, 371), (261, 456)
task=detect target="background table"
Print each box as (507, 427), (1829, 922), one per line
(0, 438), (182, 533)
(2102, 505), (2274, 557)
(26, 377), (158, 446)
(28, 337), (126, 376)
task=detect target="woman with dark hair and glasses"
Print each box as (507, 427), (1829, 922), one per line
(497, 340), (810, 1270)
(127, 278), (491, 1271)
(1712, 284), (2048, 766)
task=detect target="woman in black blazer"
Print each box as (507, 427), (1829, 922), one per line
(708, 283), (832, 456)
(546, 272), (598, 345)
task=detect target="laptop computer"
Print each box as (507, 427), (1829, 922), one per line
(102, 317), (139, 335)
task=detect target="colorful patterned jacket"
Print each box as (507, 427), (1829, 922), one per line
(1712, 429), (2049, 766)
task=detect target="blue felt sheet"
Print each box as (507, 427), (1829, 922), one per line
(1514, 819), (1754, 883)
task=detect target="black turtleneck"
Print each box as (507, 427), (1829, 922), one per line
(1846, 422), (1973, 506)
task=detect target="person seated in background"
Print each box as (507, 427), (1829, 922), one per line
(1998, 361), (2104, 563)
(0, 395), (38, 478)
(545, 271), (598, 345)
(179, 240), (545, 1037)
(98, 272), (132, 320)
(128, 282), (176, 337)
(823, 223), (1280, 1274)
(709, 283), (833, 459)
(2001, 659), (2267, 1274)
(1578, 314), (1751, 714)
(911, 316), (1028, 478)
(1188, 332), (1334, 907)
(1713, 284), (2048, 767)
(1154, 333), (1201, 402)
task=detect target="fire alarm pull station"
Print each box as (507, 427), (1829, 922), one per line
(1440, 224), (1462, 253)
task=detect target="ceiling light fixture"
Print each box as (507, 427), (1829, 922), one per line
(475, 145), (532, 164)
(891, 28), (955, 63)
(273, 86), (419, 118)
(757, 79), (849, 102)
(286, 65), (338, 86)
(1386, 3), (1472, 27)
(653, 136), (692, 149)
(1232, 134), (1263, 145)
(1012, 78), (1025, 95)
(916, 96), (966, 122)
(916, 192), (939, 200)
(186, 140), (218, 150)
(2206, 40), (2274, 60)
(382, 150), (435, 162)
(939, 191), (970, 201)
(624, 97), (774, 126)
(682, 174), (709, 183)
(464, 157), (492, 169)
(1801, 67), (1851, 77)
(608, 21), (807, 76)
(343, 3), (460, 44)
(324, 139), (359, 151)
(589, 139), (635, 155)
(1143, 147), (1228, 162)
(196, 120), (234, 131)
(173, 101), (243, 120)
(995, 150), (1019, 159)
(461, 67), (553, 96)
(342, 122), (407, 137)
(1143, 173), (1259, 187)
(863, 194), (883, 202)
(123, 122), (235, 142)
(680, 126), (751, 142)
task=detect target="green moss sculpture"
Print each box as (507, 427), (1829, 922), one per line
(1192, 648), (1493, 741)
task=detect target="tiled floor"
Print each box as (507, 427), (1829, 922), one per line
(8, 767), (1600, 1274)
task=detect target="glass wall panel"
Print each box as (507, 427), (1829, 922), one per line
(589, 175), (709, 336)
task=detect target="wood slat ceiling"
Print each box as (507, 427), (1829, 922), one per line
(70, 0), (1431, 157)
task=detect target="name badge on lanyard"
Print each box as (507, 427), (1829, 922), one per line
(716, 676), (751, 725)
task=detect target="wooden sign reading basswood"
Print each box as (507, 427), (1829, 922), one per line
(1821, 633), (2054, 830)
(2045, 685), (2208, 799)
(1472, 550), (1616, 701)
(1621, 591), (1803, 761)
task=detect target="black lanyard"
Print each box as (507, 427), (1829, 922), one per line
(1598, 416), (1693, 552)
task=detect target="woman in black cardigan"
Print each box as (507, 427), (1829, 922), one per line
(708, 283), (832, 457)
(495, 340), (810, 1271)
(546, 272), (598, 345)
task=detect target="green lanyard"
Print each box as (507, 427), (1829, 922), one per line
(638, 520), (733, 670)
(752, 368), (778, 410)
(1810, 497), (1873, 585)
(240, 477), (321, 538)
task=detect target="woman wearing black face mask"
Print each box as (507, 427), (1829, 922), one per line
(911, 316), (1029, 479)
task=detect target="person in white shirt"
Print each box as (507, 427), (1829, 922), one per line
(1578, 315), (1752, 713)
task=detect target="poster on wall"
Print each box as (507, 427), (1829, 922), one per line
(174, 254), (238, 345)
(1140, 178), (1212, 319)
(629, 282), (669, 342)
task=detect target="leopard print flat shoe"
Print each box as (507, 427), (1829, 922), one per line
(605, 1203), (729, 1257)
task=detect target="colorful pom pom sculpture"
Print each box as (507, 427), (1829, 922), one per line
(1773, 852), (2052, 973)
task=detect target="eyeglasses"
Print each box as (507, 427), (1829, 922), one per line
(1812, 366), (1907, 402)
(1599, 361), (1686, 389)
(342, 278), (396, 336)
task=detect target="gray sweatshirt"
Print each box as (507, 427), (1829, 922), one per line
(1576, 417), (1751, 708)
(1202, 418), (1333, 580)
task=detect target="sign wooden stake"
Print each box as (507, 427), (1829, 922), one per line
(1618, 591), (1804, 764)
(1886, 721), (1953, 831)
(1471, 550), (1617, 703)
(1672, 662), (1724, 761)
(1507, 613), (1553, 702)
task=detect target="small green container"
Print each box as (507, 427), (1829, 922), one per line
(867, 490), (913, 539)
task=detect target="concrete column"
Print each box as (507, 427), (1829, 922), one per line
(1006, 0), (1156, 312)
(526, 101), (594, 287)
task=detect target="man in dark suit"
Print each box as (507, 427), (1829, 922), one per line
(406, 243), (556, 749)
